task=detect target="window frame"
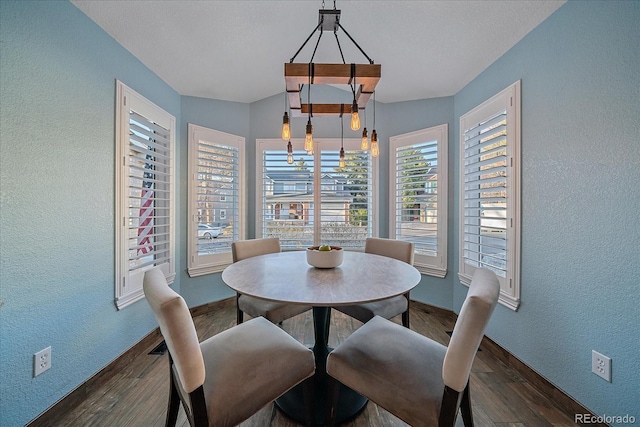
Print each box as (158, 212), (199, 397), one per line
(115, 80), (176, 310)
(187, 124), (245, 276)
(389, 124), (448, 277)
(458, 80), (521, 310)
(256, 138), (378, 249)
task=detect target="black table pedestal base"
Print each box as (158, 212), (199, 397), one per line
(276, 372), (367, 425)
(275, 307), (367, 425)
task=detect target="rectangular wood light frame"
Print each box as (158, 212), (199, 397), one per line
(285, 63), (381, 117)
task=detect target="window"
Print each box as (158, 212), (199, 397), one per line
(256, 138), (377, 250)
(390, 124), (448, 277)
(187, 124), (244, 276)
(459, 81), (521, 310)
(115, 81), (175, 309)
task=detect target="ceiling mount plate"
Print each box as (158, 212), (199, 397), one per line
(319, 9), (340, 32)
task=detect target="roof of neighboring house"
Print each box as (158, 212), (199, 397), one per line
(265, 170), (312, 182)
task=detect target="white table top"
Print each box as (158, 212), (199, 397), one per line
(221, 251), (421, 307)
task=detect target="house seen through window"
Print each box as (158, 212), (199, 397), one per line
(257, 138), (377, 250)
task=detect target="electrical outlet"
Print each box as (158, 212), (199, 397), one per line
(591, 350), (611, 382)
(33, 346), (51, 377)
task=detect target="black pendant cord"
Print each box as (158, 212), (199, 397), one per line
(351, 63), (357, 98)
(373, 90), (376, 128)
(341, 107), (344, 148)
(308, 63), (314, 115)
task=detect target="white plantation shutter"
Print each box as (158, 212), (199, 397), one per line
(462, 111), (508, 275)
(256, 139), (376, 251)
(187, 125), (244, 276)
(459, 81), (521, 310)
(390, 124), (448, 277)
(116, 81), (175, 309)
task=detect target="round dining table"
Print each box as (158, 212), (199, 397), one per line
(221, 250), (421, 424)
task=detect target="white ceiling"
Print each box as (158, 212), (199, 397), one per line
(71, 0), (565, 104)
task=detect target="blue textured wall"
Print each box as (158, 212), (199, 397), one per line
(2, 0), (638, 425)
(0, 1), (181, 426)
(453, 0), (640, 420)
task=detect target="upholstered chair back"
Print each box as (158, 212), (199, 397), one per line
(232, 237), (280, 262)
(442, 268), (500, 392)
(143, 268), (205, 394)
(364, 237), (415, 265)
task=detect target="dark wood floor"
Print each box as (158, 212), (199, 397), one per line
(47, 302), (579, 426)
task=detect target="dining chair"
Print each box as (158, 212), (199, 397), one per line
(325, 268), (500, 427)
(232, 237), (312, 325)
(333, 237), (415, 327)
(143, 267), (316, 427)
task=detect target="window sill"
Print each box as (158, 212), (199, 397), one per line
(187, 262), (231, 278)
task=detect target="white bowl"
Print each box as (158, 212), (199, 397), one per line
(306, 246), (344, 268)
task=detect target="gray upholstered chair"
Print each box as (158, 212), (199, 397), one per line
(333, 237), (415, 328)
(326, 268), (500, 427)
(232, 237), (312, 325)
(143, 267), (316, 427)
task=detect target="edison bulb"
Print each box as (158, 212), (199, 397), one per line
(371, 130), (379, 158)
(281, 112), (290, 140)
(350, 101), (360, 131)
(304, 119), (313, 152)
(361, 127), (369, 150)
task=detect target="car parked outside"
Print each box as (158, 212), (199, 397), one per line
(198, 223), (222, 239)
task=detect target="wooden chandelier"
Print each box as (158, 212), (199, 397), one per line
(284, 7), (381, 118)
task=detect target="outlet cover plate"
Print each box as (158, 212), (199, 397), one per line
(591, 350), (611, 382)
(34, 346), (51, 377)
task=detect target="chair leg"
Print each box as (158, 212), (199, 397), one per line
(460, 383), (474, 427)
(165, 368), (180, 427)
(325, 375), (340, 427)
(439, 385), (462, 427)
(189, 386), (209, 427)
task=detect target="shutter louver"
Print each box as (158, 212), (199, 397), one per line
(187, 124), (244, 276)
(462, 109), (508, 278)
(393, 140), (439, 256)
(196, 139), (239, 255)
(127, 111), (172, 273)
